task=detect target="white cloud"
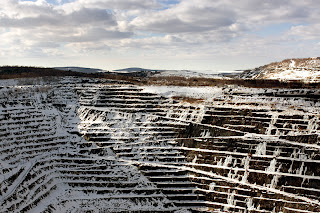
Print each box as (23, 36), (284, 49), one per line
(129, 0), (236, 33)
(0, 6), (117, 28)
(59, 0), (161, 13)
(0, 0), (134, 59)
(0, 0), (319, 70)
(287, 24), (320, 40)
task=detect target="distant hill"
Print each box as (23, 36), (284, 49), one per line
(113, 67), (225, 78)
(54, 67), (105, 74)
(240, 57), (320, 82)
(0, 66), (78, 79)
(0, 66), (110, 80)
(152, 69), (223, 78)
(112, 67), (161, 78)
(113, 67), (158, 72)
(1, 65), (319, 88)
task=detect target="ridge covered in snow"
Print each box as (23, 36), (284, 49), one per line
(240, 57), (320, 82)
(112, 67), (229, 78)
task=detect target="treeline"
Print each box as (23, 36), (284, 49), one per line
(0, 66), (104, 79)
(0, 66), (319, 89)
(0, 66), (139, 82)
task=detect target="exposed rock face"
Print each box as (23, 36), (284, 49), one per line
(0, 77), (320, 212)
(241, 57), (320, 82)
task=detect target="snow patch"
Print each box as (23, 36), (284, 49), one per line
(140, 86), (223, 100)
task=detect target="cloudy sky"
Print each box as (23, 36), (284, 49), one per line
(0, 0), (319, 71)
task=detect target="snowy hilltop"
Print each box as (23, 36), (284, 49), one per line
(240, 57), (320, 82)
(112, 67), (223, 78)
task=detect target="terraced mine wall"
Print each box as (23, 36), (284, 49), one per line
(0, 76), (320, 212)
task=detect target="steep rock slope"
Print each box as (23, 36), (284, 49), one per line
(240, 57), (320, 82)
(0, 78), (178, 212)
(0, 76), (320, 212)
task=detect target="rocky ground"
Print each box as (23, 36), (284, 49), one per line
(0, 76), (319, 212)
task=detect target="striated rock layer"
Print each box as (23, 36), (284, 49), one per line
(0, 76), (319, 212)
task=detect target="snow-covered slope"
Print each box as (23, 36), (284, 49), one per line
(241, 57), (320, 82)
(151, 70), (221, 78)
(0, 76), (320, 212)
(112, 67), (226, 78)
